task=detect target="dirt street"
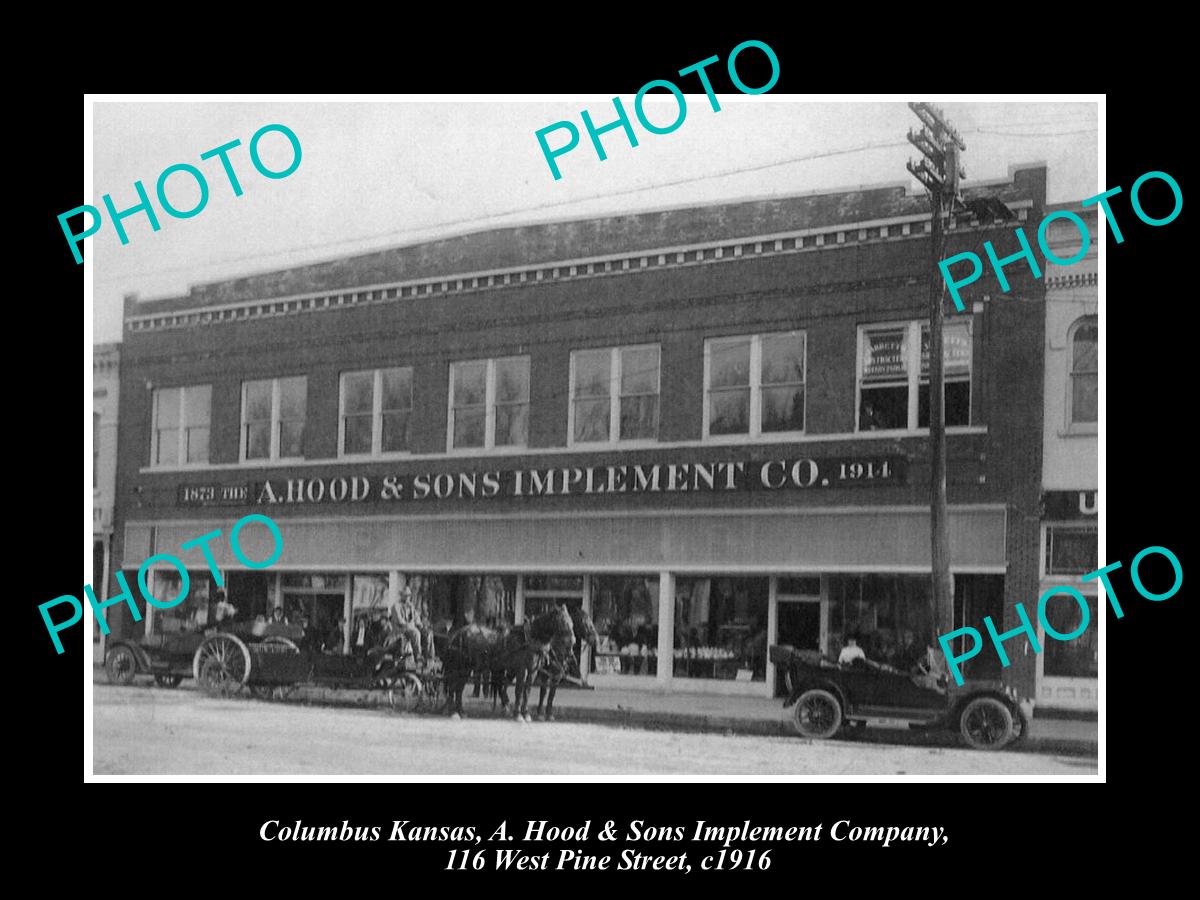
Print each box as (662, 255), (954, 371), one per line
(92, 685), (1096, 776)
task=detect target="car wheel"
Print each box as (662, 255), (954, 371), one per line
(959, 696), (1015, 750)
(105, 647), (138, 685)
(154, 674), (184, 688)
(791, 689), (843, 739)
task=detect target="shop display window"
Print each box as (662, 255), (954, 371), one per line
(673, 577), (768, 680)
(148, 571), (213, 634)
(591, 575), (659, 676)
(1043, 591), (1098, 678)
(827, 574), (932, 670)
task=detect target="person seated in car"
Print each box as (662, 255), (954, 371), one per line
(838, 634), (867, 665)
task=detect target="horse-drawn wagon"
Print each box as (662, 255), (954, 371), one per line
(104, 624), (442, 711)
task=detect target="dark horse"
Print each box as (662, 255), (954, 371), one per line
(440, 606), (573, 722)
(534, 605), (599, 722)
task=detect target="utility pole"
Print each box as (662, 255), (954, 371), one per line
(906, 103), (966, 650)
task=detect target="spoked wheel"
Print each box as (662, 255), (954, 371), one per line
(154, 674), (184, 688)
(105, 647), (138, 685)
(386, 673), (424, 712)
(959, 696), (1015, 750)
(421, 677), (449, 714)
(791, 689), (843, 739)
(193, 633), (252, 698)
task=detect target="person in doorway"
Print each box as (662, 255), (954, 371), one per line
(270, 606), (288, 625)
(838, 634), (867, 666)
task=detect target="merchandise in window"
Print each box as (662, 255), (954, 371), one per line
(1071, 317), (1098, 424)
(148, 571), (213, 634)
(450, 357), (529, 450)
(151, 384), (211, 466)
(591, 575), (659, 676)
(827, 574), (933, 670)
(673, 577), (768, 681)
(571, 344), (660, 444)
(705, 332), (805, 438)
(340, 367), (413, 456)
(242, 376), (307, 460)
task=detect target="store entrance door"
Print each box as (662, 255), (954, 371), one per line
(775, 600), (822, 697)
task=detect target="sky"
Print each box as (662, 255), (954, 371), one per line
(89, 98), (1098, 344)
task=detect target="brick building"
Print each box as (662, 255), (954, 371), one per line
(110, 164), (1047, 700)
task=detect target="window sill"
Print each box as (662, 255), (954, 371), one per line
(337, 450), (414, 461)
(701, 430), (809, 444)
(852, 425), (988, 438)
(1058, 425), (1098, 438)
(442, 445), (531, 458)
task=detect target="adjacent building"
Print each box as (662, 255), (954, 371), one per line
(1037, 203), (1099, 711)
(94, 342), (121, 657)
(109, 165), (1049, 700)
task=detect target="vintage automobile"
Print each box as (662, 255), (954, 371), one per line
(103, 623), (436, 710)
(769, 644), (1032, 750)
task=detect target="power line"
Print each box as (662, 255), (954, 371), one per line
(95, 139), (914, 286)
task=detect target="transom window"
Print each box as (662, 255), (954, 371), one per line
(704, 331), (806, 438)
(242, 376), (306, 461)
(570, 344), (660, 444)
(449, 356), (530, 450)
(340, 367), (413, 456)
(151, 384), (211, 466)
(1070, 316), (1097, 425)
(858, 320), (972, 431)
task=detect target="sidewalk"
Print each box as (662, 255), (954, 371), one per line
(289, 681), (1098, 757)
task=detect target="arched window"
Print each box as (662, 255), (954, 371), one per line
(1069, 316), (1097, 424)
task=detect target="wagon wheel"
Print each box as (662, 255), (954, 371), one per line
(105, 646), (138, 686)
(193, 633), (252, 697)
(959, 696), (1015, 750)
(387, 673), (424, 713)
(154, 674), (184, 688)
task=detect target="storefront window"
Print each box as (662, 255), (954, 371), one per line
(827, 575), (932, 669)
(1046, 525), (1097, 575)
(591, 575), (659, 676)
(1043, 591), (1098, 678)
(149, 570), (213, 634)
(673, 577), (768, 680)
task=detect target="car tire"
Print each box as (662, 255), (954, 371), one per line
(791, 689), (843, 739)
(105, 647), (138, 685)
(959, 696), (1015, 750)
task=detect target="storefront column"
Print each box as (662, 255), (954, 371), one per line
(765, 577), (779, 691)
(514, 575), (525, 624)
(656, 571), (674, 686)
(343, 577), (353, 655)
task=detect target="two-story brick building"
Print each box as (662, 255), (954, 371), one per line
(110, 164), (1047, 700)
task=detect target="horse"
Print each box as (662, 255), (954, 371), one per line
(534, 605), (599, 722)
(440, 605), (574, 722)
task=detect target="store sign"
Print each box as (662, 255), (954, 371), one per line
(1043, 490), (1098, 520)
(177, 454), (907, 508)
(862, 331), (906, 381)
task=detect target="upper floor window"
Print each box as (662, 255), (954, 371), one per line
(151, 384), (211, 467)
(242, 376), (306, 461)
(93, 412), (101, 488)
(858, 320), (972, 431)
(704, 331), (805, 438)
(1070, 316), (1097, 425)
(449, 356), (529, 451)
(340, 367), (413, 456)
(570, 344), (660, 444)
